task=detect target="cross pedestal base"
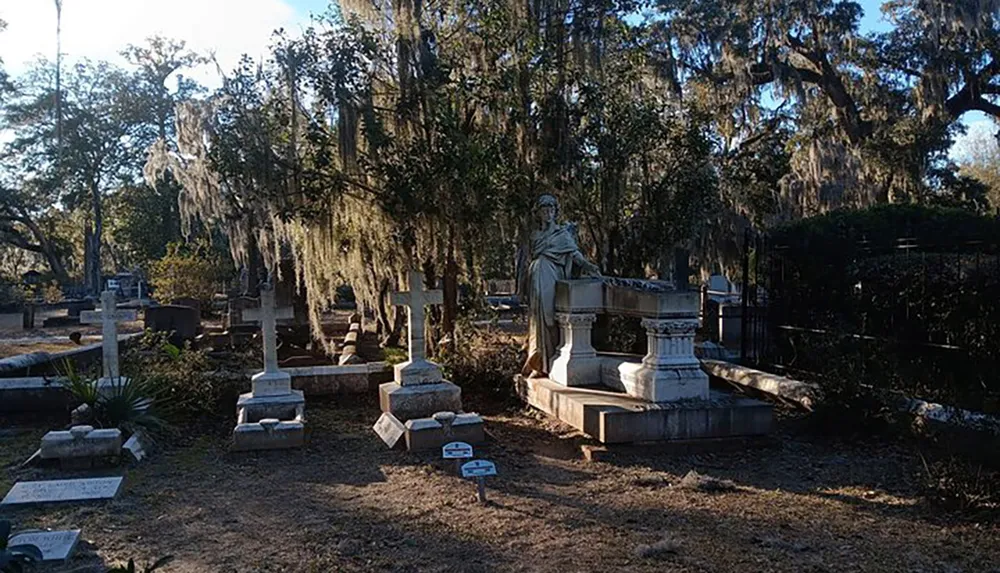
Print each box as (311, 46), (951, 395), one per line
(95, 376), (130, 393)
(378, 381), (462, 422)
(250, 370), (293, 396)
(393, 358), (444, 385)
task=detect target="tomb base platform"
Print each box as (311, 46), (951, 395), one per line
(405, 413), (485, 452)
(232, 419), (305, 451)
(516, 375), (772, 444)
(378, 381), (462, 422)
(372, 411), (484, 451)
(236, 390), (305, 422)
(233, 391), (306, 451)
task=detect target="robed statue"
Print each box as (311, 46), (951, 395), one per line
(517, 194), (601, 378)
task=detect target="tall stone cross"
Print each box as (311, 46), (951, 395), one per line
(391, 270), (444, 385)
(80, 291), (137, 381)
(242, 287), (294, 378)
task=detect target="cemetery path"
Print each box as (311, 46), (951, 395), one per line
(1, 400), (997, 573)
(0, 311), (144, 358)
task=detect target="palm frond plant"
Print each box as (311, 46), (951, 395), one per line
(58, 364), (174, 437)
(55, 358), (99, 408)
(94, 375), (172, 436)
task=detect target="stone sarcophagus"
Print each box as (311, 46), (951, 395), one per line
(550, 278), (707, 402)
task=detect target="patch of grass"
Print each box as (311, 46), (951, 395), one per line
(633, 536), (681, 559)
(0, 429), (45, 494)
(920, 454), (999, 517)
(676, 470), (737, 492)
(172, 435), (217, 471)
(381, 346), (407, 365)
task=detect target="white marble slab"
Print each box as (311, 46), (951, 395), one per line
(1, 477), (123, 506)
(7, 529), (81, 562)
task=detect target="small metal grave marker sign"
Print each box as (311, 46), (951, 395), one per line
(443, 441), (473, 459)
(461, 459), (497, 504)
(443, 441), (474, 474)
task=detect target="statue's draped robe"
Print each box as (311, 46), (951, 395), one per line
(524, 223), (581, 375)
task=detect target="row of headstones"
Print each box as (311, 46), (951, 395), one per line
(0, 292), (150, 562)
(1, 477), (124, 562)
(339, 314), (363, 365)
(234, 270), (485, 453)
(0, 291), (261, 562)
(0, 274), (481, 563)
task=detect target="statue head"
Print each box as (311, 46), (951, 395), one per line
(535, 194), (558, 227)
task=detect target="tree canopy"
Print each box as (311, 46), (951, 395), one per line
(2, 1), (999, 347)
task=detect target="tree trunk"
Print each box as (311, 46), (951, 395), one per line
(19, 215), (69, 284)
(88, 180), (103, 295)
(83, 223), (94, 294)
(442, 224), (459, 352)
(423, 259), (440, 357)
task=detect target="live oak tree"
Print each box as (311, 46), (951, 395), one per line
(3, 60), (150, 294)
(653, 0), (1000, 216)
(1, 37), (207, 289)
(148, 1), (720, 351)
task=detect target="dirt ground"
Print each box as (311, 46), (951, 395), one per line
(2, 396), (998, 573)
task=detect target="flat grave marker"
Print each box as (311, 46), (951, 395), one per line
(7, 530), (81, 562)
(374, 412), (406, 449)
(461, 459), (497, 504)
(0, 476), (123, 506)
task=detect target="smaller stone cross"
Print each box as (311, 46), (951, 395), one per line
(391, 270), (444, 385)
(242, 287), (294, 376)
(80, 291), (137, 380)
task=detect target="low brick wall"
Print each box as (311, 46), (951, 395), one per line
(0, 333), (143, 378)
(3, 357), (394, 413)
(279, 362), (392, 396)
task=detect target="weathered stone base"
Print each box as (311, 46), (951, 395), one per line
(40, 426), (122, 461)
(250, 370), (292, 396)
(236, 391), (305, 423)
(610, 360), (710, 402)
(581, 435), (775, 461)
(95, 376), (130, 396)
(233, 391), (307, 451)
(233, 419), (305, 451)
(517, 376), (772, 444)
(405, 413), (485, 452)
(378, 381), (462, 422)
(549, 353), (601, 387)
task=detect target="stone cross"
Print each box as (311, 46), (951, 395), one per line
(242, 287), (294, 375)
(391, 270), (443, 364)
(80, 291), (137, 380)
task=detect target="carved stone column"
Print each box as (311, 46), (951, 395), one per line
(548, 313), (600, 386)
(622, 317), (709, 402)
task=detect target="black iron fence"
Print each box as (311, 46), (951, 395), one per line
(741, 227), (1000, 413)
